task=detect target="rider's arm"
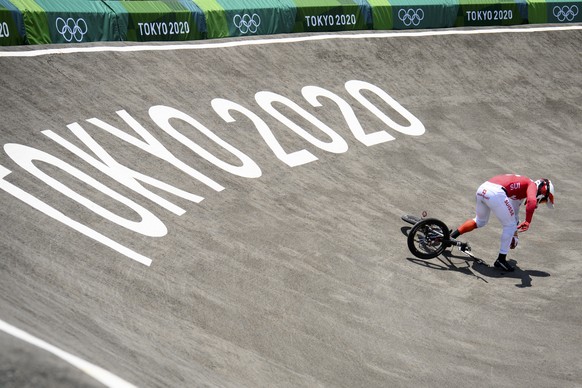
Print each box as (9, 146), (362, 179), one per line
(524, 183), (538, 223)
(517, 182), (538, 232)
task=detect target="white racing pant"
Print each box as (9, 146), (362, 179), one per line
(474, 181), (521, 254)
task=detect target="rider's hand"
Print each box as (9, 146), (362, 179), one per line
(510, 236), (519, 249)
(517, 221), (530, 232)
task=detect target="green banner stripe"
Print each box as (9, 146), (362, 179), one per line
(367, 0), (393, 29)
(9, 0), (50, 44)
(192, 0), (228, 37)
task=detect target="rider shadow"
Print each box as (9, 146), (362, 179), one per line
(492, 261), (551, 288)
(401, 226), (550, 287)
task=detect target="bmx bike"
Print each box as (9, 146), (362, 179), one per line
(401, 213), (485, 265)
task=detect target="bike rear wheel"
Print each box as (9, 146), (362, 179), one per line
(407, 218), (450, 259)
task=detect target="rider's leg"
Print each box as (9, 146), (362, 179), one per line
(450, 219), (477, 238)
(491, 197), (518, 271)
(451, 189), (490, 238)
(492, 198), (518, 254)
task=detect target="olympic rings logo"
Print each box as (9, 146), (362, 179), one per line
(398, 8), (425, 27)
(233, 14), (260, 34)
(55, 17), (88, 42)
(553, 5), (579, 22)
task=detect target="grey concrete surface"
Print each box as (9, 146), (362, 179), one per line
(1, 26), (581, 387)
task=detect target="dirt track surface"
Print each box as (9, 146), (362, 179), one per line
(1, 26), (582, 387)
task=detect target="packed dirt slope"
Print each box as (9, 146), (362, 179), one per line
(1, 26), (581, 387)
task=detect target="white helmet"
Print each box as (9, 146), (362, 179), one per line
(535, 179), (555, 209)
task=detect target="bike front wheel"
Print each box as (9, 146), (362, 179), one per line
(407, 218), (450, 259)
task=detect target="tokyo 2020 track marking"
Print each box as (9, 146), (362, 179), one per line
(0, 319), (136, 388)
(0, 25), (580, 58)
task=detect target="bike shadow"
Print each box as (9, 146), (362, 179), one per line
(406, 254), (549, 287)
(402, 227), (550, 287)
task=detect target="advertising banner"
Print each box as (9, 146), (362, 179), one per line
(0, 0), (26, 45)
(371, 0), (458, 29)
(9, 0), (120, 44)
(106, 1), (206, 41)
(528, 0), (580, 23)
(292, 0), (373, 32)
(193, 0), (296, 39)
(455, 0), (528, 26)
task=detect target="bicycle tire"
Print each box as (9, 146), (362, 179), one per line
(407, 218), (450, 259)
(401, 214), (421, 225)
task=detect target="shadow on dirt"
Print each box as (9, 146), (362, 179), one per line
(406, 254), (550, 287)
(401, 226), (550, 287)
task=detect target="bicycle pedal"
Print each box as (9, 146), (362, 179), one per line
(458, 243), (471, 252)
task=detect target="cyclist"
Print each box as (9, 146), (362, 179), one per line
(450, 174), (555, 271)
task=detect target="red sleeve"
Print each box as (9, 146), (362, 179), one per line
(524, 183), (538, 223)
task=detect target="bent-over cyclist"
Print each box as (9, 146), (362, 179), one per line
(450, 174), (555, 271)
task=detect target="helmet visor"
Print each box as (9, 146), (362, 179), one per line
(546, 192), (554, 208)
(539, 192), (554, 208)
